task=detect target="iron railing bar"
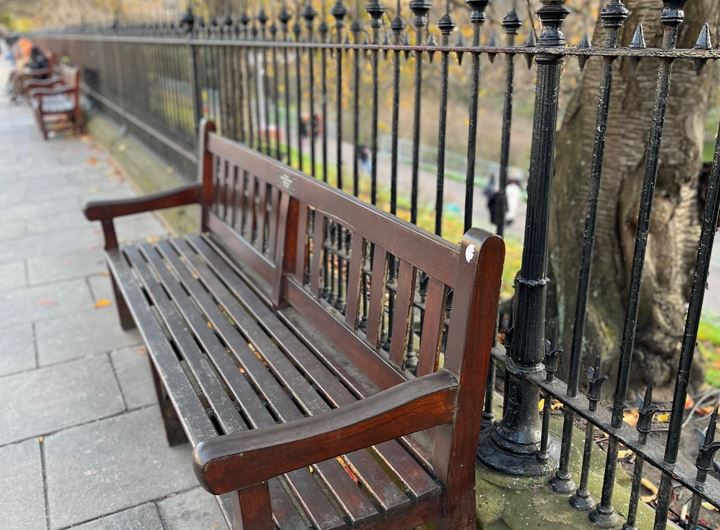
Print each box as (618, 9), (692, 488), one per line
(37, 33), (720, 59)
(490, 346), (720, 509)
(80, 83), (197, 164)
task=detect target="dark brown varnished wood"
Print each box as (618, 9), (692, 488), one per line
(194, 370), (458, 494)
(90, 125), (506, 530)
(27, 64), (82, 140)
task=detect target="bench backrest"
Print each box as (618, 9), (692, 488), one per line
(58, 64), (81, 106)
(199, 121), (504, 488)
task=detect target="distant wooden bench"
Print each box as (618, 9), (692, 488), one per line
(26, 63), (82, 140)
(84, 120), (505, 530)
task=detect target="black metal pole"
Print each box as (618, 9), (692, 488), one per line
(477, 0), (568, 477)
(549, 0), (628, 495)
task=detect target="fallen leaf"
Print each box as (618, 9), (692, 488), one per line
(37, 298), (57, 307)
(118, 143), (127, 152)
(538, 399), (545, 411)
(624, 409), (640, 427)
(86, 156), (99, 166)
(617, 449), (633, 459)
(146, 236), (160, 244)
(702, 501), (718, 512)
(337, 457), (360, 484)
(95, 298), (112, 309)
(640, 477), (659, 503)
(685, 396), (695, 410)
(551, 400), (564, 410)
(656, 412), (671, 423)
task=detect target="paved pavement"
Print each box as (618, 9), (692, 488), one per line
(0, 79), (228, 528)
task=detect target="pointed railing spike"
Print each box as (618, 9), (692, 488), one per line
(577, 33), (590, 71)
(524, 29), (536, 69)
(628, 24), (645, 72)
(694, 22), (712, 74)
(487, 32), (497, 63)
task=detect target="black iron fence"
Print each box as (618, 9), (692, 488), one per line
(36, 0), (720, 528)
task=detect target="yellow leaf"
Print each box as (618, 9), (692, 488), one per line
(624, 409), (639, 427)
(538, 399), (545, 411)
(640, 477), (658, 503)
(702, 501), (717, 511)
(617, 449), (633, 459)
(656, 412), (671, 423)
(95, 298), (112, 309)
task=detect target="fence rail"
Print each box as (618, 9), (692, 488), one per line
(36, 0), (720, 528)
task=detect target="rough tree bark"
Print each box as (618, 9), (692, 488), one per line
(549, 0), (720, 395)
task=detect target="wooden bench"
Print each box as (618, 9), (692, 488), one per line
(26, 63), (82, 140)
(84, 120), (505, 530)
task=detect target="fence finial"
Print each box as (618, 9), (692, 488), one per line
(694, 23), (712, 74)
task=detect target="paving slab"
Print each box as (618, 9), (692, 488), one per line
(25, 210), (89, 235)
(0, 260), (27, 291)
(71, 503), (164, 530)
(45, 406), (197, 529)
(0, 322), (36, 377)
(0, 439), (46, 530)
(159, 488), (227, 530)
(111, 346), (157, 409)
(87, 273), (115, 304)
(0, 278), (94, 327)
(0, 220), (25, 241)
(27, 248), (106, 285)
(0, 224), (100, 265)
(0, 355), (125, 445)
(36, 308), (140, 366)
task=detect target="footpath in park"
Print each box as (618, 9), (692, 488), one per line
(0, 85), (228, 528)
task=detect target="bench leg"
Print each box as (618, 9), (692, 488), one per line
(111, 274), (136, 331)
(235, 482), (273, 530)
(149, 359), (188, 446)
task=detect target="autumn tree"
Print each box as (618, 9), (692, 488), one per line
(549, 0), (720, 393)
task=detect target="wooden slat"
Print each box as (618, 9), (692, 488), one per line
(173, 239), (420, 516)
(211, 154), (220, 215)
(137, 243), (334, 530)
(157, 239), (379, 526)
(295, 202), (308, 282)
(130, 244), (324, 528)
(229, 165), (239, 229)
(105, 251), (216, 446)
(267, 187), (280, 262)
(124, 246), (246, 434)
(256, 181), (267, 251)
(208, 214), (275, 286)
(206, 134), (459, 286)
(365, 247), (388, 349)
(190, 236), (440, 502)
(310, 213), (325, 296)
(221, 159), (230, 222)
(389, 260), (416, 369)
(244, 174), (256, 242)
(344, 235), (364, 331)
(417, 278), (446, 377)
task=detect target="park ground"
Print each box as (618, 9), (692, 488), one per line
(0, 66), (228, 529)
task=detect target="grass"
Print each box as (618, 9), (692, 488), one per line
(699, 313), (720, 388)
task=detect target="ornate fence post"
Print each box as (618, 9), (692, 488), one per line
(180, 5), (201, 134)
(477, 0), (568, 476)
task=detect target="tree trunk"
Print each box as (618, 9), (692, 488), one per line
(549, 1), (719, 396)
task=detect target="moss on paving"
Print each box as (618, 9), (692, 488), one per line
(474, 412), (674, 530)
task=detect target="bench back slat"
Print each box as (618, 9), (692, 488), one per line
(197, 125), (505, 509)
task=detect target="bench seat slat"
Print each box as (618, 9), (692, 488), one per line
(188, 235), (441, 503)
(153, 239), (380, 526)
(121, 246), (310, 530)
(171, 238), (415, 514)
(113, 246), (346, 530)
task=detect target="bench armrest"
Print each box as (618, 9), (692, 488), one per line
(84, 184), (203, 250)
(193, 370), (458, 495)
